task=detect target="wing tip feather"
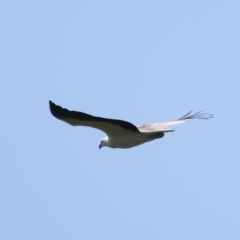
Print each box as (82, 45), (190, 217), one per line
(179, 110), (214, 121)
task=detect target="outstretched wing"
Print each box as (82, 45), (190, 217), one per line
(49, 101), (139, 136)
(138, 110), (213, 133)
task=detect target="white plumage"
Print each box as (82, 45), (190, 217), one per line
(49, 101), (213, 149)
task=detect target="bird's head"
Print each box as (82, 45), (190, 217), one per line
(99, 137), (109, 149)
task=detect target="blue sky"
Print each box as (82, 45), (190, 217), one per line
(1, 1), (240, 239)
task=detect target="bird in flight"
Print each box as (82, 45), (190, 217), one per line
(49, 101), (213, 149)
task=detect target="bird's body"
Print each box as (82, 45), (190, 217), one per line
(103, 131), (164, 149)
(49, 101), (213, 149)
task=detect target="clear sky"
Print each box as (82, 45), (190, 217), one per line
(1, 1), (240, 239)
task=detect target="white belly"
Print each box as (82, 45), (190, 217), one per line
(108, 132), (152, 149)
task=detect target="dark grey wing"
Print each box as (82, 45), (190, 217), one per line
(49, 101), (139, 136)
